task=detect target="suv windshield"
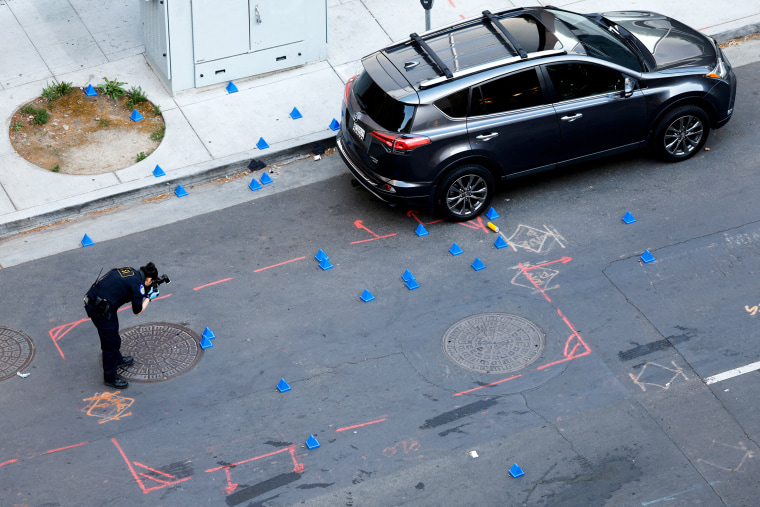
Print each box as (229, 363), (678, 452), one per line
(354, 71), (416, 133)
(550, 10), (644, 72)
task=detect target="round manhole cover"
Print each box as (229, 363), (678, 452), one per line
(442, 313), (545, 373)
(0, 327), (35, 381)
(117, 323), (203, 382)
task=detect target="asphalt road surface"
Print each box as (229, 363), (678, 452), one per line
(2, 62), (760, 507)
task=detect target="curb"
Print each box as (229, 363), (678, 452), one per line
(0, 133), (337, 239)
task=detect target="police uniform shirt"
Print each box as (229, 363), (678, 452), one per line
(90, 267), (146, 314)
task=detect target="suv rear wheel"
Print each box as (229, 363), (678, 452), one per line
(653, 105), (710, 162)
(436, 165), (494, 222)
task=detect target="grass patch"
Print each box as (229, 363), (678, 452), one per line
(136, 152), (147, 162)
(98, 118), (110, 127)
(150, 124), (166, 142)
(32, 108), (51, 125)
(13, 122), (23, 131)
(51, 164), (60, 172)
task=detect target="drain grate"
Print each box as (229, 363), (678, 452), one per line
(0, 327), (35, 381)
(442, 313), (544, 373)
(116, 323), (203, 382)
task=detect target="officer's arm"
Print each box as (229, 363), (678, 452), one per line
(136, 297), (150, 315)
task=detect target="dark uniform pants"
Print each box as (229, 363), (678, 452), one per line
(87, 305), (124, 383)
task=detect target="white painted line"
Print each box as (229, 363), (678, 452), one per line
(704, 360), (760, 385)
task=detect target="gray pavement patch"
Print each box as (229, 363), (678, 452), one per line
(419, 399), (497, 430)
(225, 472), (301, 506)
(0, 327), (35, 381)
(618, 331), (693, 362)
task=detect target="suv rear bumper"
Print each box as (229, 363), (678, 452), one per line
(337, 132), (431, 208)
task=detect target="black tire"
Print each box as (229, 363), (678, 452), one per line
(652, 105), (710, 162)
(435, 165), (494, 222)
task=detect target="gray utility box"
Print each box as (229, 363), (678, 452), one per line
(140, 0), (327, 93)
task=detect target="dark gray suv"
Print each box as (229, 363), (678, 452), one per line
(337, 7), (736, 221)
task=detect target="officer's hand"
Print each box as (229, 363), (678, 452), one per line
(146, 285), (160, 300)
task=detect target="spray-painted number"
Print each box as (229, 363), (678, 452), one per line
(746, 305), (759, 316)
(382, 440), (420, 458)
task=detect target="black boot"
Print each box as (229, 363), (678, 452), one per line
(105, 378), (128, 389)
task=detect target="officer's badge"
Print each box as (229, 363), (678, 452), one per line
(140, 284), (145, 295)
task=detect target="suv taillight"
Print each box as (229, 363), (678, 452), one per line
(344, 74), (359, 105)
(371, 131), (431, 152)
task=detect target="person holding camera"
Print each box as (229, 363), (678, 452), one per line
(84, 262), (162, 389)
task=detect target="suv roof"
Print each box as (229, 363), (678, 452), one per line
(379, 7), (571, 90)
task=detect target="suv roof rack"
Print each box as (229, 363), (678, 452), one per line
(409, 32), (453, 79)
(389, 7), (565, 86)
(482, 10), (528, 59)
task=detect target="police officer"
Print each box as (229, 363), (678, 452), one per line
(84, 262), (160, 389)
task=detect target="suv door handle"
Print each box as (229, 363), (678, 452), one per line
(560, 113), (583, 122)
(475, 133), (499, 141)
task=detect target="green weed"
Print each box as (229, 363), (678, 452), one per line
(98, 118), (110, 127)
(136, 152), (147, 162)
(42, 83), (58, 102)
(98, 77), (127, 102)
(52, 164), (60, 172)
(13, 122), (23, 131)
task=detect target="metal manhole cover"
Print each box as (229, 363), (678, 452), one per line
(442, 313), (545, 373)
(0, 327), (35, 381)
(117, 323), (203, 382)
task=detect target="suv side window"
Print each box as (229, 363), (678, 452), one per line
(545, 63), (624, 101)
(434, 88), (469, 118)
(470, 69), (545, 116)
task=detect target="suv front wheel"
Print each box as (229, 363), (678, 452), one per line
(653, 105), (710, 162)
(436, 165), (494, 222)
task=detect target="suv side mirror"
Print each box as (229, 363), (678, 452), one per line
(623, 77), (635, 98)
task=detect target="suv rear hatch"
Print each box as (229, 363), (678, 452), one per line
(340, 53), (424, 188)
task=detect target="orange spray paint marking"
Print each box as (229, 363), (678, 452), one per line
(382, 440), (421, 458)
(49, 317), (90, 359)
(205, 445), (304, 494)
(407, 210), (445, 227)
(46, 442), (87, 454)
(453, 375), (522, 397)
(458, 215), (489, 233)
(0, 459), (19, 468)
(336, 417), (387, 432)
(351, 220), (397, 244)
(112, 438), (192, 494)
(194, 278), (232, 291)
(254, 256), (306, 273)
(537, 308), (591, 370)
(83, 391), (134, 424)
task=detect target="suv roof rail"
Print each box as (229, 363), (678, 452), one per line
(409, 32), (453, 79)
(419, 49), (566, 89)
(482, 10), (528, 59)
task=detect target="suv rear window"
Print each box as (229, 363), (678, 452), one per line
(354, 71), (416, 133)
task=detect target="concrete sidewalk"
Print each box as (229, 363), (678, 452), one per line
(1, 0), (759, 238)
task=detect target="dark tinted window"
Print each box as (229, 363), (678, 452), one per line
(354, 71), (415, 132)
(546, 63), (624, 101)
(470, 69), (545, 116)
(434, 88), (469, 118)
(550, 10), (644, 71)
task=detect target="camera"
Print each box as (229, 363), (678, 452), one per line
(154, 274), (171, 286)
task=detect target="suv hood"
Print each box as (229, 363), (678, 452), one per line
(602, 11), (716, 70)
